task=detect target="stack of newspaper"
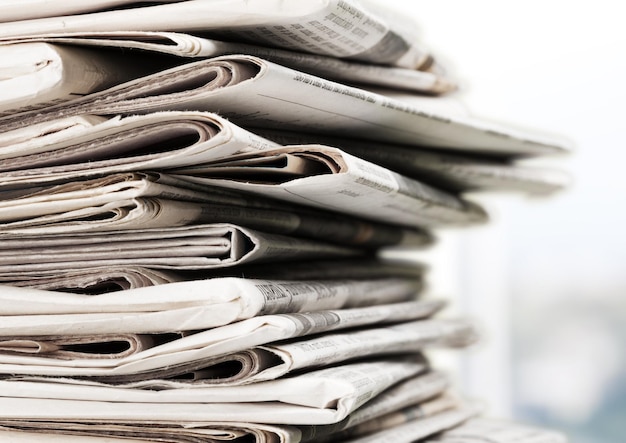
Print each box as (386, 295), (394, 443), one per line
(0, 1), (569, 442)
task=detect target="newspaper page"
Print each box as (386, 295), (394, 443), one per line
(0, 372), (449, 442)
(302, 370), (450, 441)
(0, 317), (474, 386)
(0, 277), (421, 335)
(335, 393), (462, 440)
(0, 56), (569, 157)
(0, 172), (431, 249)
(0, 32), (455, 94)
(159, 319), (474, 387)
(2, 257), (426, 292)
(0, 111), (281, 180)
(257, 129), (571, 194)
(230, 257), (426, 281)
(1, 266), (185, 292)
(0, 300), (436, 378)
(0, 42), (175, 115)
(0, 421), (300, 443)
(422, 417), (569, 443)
(0, 1), (181, 22)
(151, 317), (477, 387)
(0, 357), (426, 425)
(0, 0), (435, 70)
(0, 429), (158, 443)
(175, 145), (488, 228)
(0, 223), (361, 273)
(343, 405), (481, 443)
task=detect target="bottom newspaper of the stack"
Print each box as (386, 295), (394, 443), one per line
(0, 258), (565, 443)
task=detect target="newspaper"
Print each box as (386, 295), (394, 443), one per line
(0, 110), (487, 229)
(257, 129), (571, 194)
(334, 393), (462, 440)
(0, 300), (438, 364)
(0, 278), (421, 335)
(0, 409), (569, 443)
(0, 56), (569, 157)
(0, 301), (438, 379)
(0, 172), (430, 249)
(152, 318), (475, 387)
(4, 317), (471, 385)
(0, 42), (175, 115)
(1, 257), (426, 292)
(0, 334), (164, 361)
(1, 266), (185, 292)
(0, 357), (426, 425)
(0, 423), (297, 443)
(0, 223), (362, 272)
(0, 373), (455, 443)
(342, 405), (481, 443)
(1, 32), (455, 94)
(303, 370), (450, 441)
(0, 111), (280, 179)
(175, 145), (488, 228)
(422, 417), (569, 443)
(228, 257), (426, 281)
(0, 1), (181, 22)
(0, 0), (435, 70)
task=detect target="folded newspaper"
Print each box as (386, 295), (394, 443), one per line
(0, 266), (185, 292)
(0, 0), (437, 70)
(0, 406), (478, 443)
(0, 32), (455, 94)
(258, 129), (571, 194)
(0, 172), (431, 249)
(422, 417), (569, 443)
(0, 372), (469, 442)
(0, 42), (177, 115)
(1, 257), (426, 292)
(0, 276), (421, 334)
(0, 315), (471, 383)
(174, 145), (488, 228)
(0, 111), (281, 178)
(0, 0), (182, 22)
(0, 55), (569, 157)
(0, 356), (429, 425)
(0, 223), (361, 272)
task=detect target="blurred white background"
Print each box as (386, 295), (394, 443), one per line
(383, 1), (626, 442)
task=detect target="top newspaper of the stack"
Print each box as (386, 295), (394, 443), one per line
(0, 0), (433, 70)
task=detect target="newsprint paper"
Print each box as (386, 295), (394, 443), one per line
(0, 0), (435, 69)
(0, 276), (421, 334)
(0, 55), (569, 157)
(0, 32), (455, 95)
